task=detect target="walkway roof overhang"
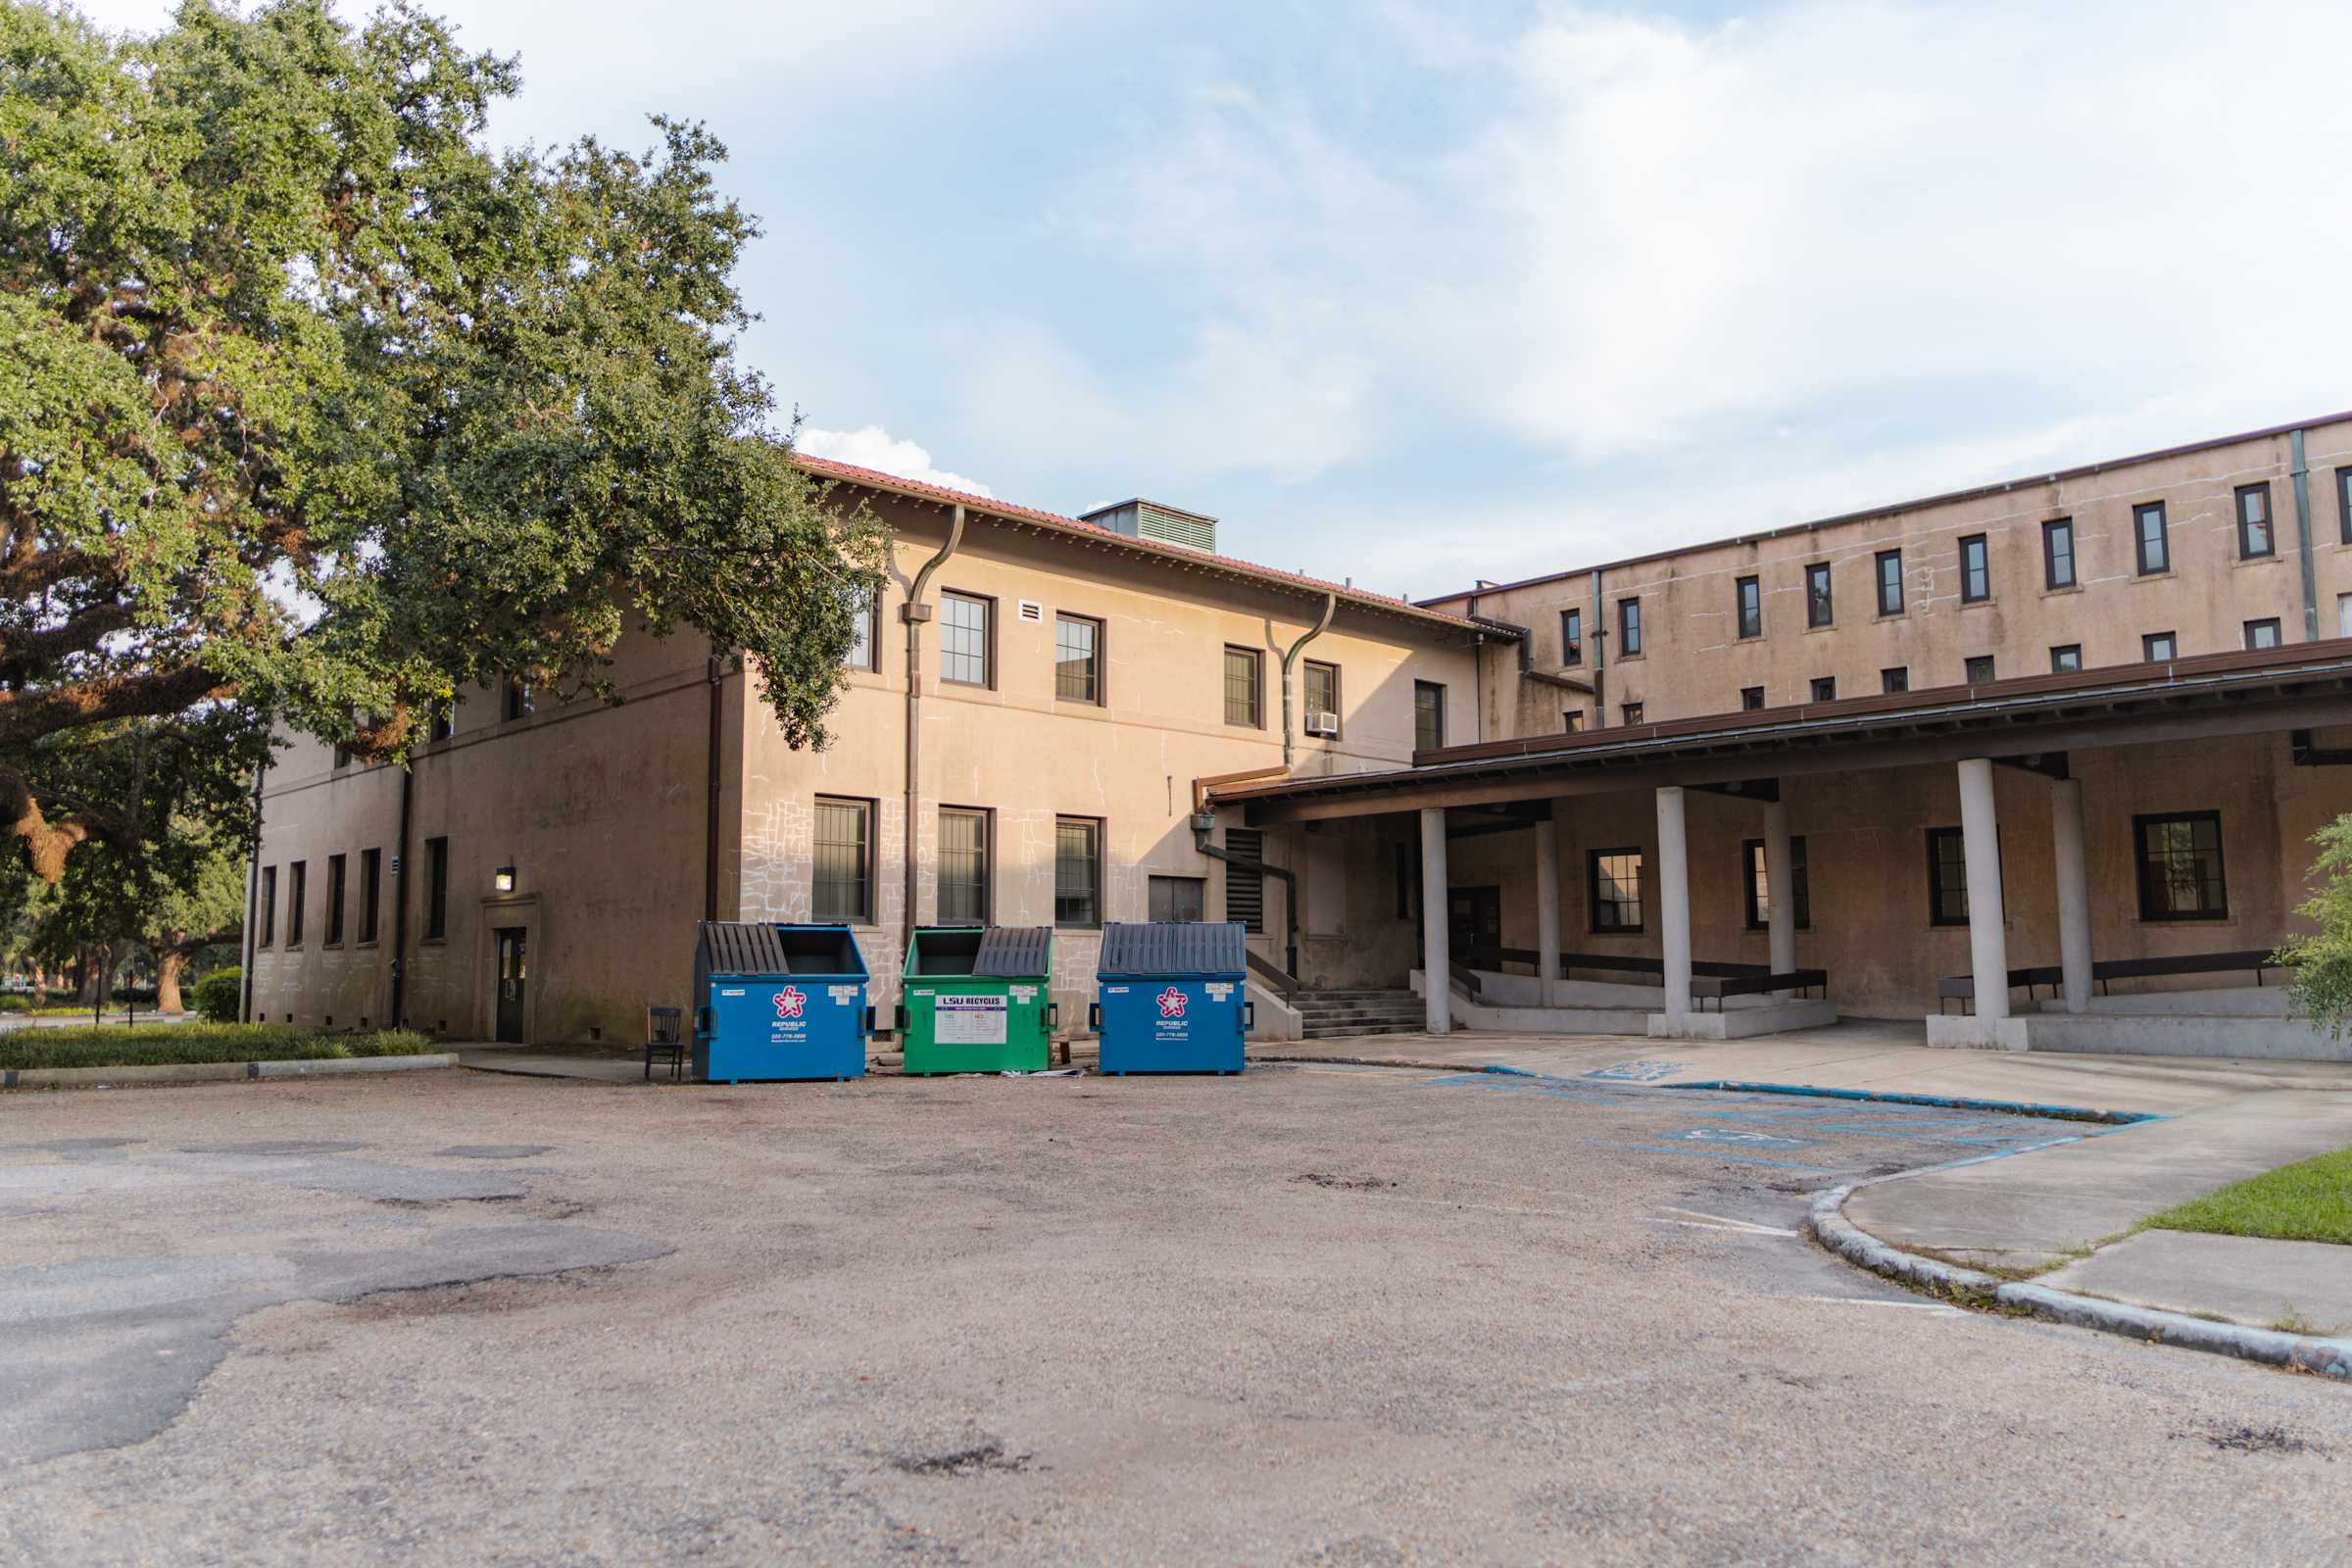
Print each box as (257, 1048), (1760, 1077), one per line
(1210, 642), (2352, 824)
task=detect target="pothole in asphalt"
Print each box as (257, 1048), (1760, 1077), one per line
(339, 1267), (622, 1321)
(892, 1441), (1032, 1477)
(1294, 1173), (1397, 1191)
(2184, 1424), (2326, 1456)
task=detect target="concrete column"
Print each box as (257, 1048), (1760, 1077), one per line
(1763, 798), (1795, 998)
(1655, 786), (1690, 1026)
(1956, 759), (2010, 1022)
(2050, 776), (2092, 1014)
(1535, 816), (1562, 1006)
(1419, 807), (1451, 1035)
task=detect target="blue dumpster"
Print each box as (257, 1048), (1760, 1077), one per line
(1092, 921), (1251, 1075)
(694, 922), (870, 1083)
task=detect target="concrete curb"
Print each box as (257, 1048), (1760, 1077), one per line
(3, 1053), (458, 1091)
(1808, 1183), (2352, 1379)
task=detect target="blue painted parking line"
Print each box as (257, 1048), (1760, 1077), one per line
(1660, 1079), (2164, 1126)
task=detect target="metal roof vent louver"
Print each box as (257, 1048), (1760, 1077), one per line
(1078, 498), (1218, 554)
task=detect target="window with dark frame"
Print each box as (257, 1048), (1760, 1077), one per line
(937, 808), (991, 924)
(2134, 501), (2169, 574)
(502, 676), (532, 721)
(812, 797), (874, 924)
(1958, 534), (1989, 603)
(2339, 466), (2352, 546)
(2135, 811), (2227, 921)
(325, 854), (347, 946)
(1810, 676), (1836, 703)
(2143, 630), (2177, 662)
(428, 701), (454, 743)
(2235, 483), (2275, 560)
(260, 865), (276, 946)
(1561, 608), (1582, 666)
(1054, 613), (1102, 704)
(1054, 816), (1102, 928)
(1740, 686), (1765, 710)
(1618, 597), (1642, 656)
(1735, 576), (1762, 639)
(424, 838), (448, 941)
(1303, 660), (1341, 736)
(1741, 837), (1810, 931)
(1414, 680), (1446, 751)
(1805, 562), (1833, 628)
(844, 584), (879, 671)
(1622, 701), (1644, 726)
(1225, 827), (1266, 933)
(1589, 849), (1644, 933)
(1148, 875), (1205, 923)
(2050, 644), (2082, 673)
(360, 848), (382, 944)
(1876, 549), (1903, 615)
(1224, 646), (1264, 728)
(1882, 666), (1908, 694)
(940, 592), (992, 687)
(287, 860), (307, 946)
(2042, 517), (2076, 589)
(1562, 710), (1585, 733)
(1926, 827), (1971, 926)
(2244, 618), (2282, 652)
(1965, 655), (1994, 683)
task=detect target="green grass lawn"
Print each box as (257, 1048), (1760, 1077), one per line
(0, 1024), (436, 1072)
(2141, 1145), (2352, 1247)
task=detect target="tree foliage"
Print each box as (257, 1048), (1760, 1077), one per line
(0, 0), (885, 879)
(2279, 813), (2352, 1037)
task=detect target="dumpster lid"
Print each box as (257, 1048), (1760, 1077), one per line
(700, 921), (867, 978)
(1097, 921), (1247, 978)
(699, 921), (790, 976)
(973, 926), (1051, 978)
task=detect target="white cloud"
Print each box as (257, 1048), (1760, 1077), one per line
(795, 425), (993, 497)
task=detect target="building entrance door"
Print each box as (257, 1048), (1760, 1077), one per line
(494, 927), (527, 1043)
(1448, 885), (1501, 962)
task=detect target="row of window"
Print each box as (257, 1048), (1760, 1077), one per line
(1579, 810), (2226, 935)
(810, 799), (1268, 933)
(256, 840), (453, 951)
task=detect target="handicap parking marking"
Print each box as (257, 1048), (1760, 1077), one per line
(1585, 1059), (1687, 1082)
(1678, 1127), (1807, 1149)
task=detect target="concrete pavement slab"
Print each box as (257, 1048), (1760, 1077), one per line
(2044, 1230), (2352, 1336)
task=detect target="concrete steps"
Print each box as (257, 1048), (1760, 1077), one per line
(1292, 988), (1426, 1041)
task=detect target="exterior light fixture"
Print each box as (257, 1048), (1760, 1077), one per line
(493, 863), (516, 894)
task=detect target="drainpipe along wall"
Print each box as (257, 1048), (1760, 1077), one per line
(1278, 593), (1337, 769)
(901, 505), (965, 1000)
(2291, 427), (2320, 642)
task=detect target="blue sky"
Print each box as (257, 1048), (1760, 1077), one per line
(70, 1), (2352, 599)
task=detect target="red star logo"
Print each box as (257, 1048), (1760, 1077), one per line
(773, 986), (808, 1019)
(1155, 986), (1188, 1018)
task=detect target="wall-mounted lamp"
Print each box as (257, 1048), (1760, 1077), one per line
(492, 863), (516, 894)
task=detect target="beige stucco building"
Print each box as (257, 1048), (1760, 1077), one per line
(246, 414), (2352, 1058)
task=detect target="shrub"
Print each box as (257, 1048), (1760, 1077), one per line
(193, 967), (242, 1024)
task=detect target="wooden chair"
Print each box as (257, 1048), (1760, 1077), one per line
(645, 1005), (685, 1082)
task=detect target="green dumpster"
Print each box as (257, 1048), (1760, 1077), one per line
(899, 926), (1054, 1074)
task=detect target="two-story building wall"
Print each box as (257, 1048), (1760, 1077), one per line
(244, 459), (1495, 1043)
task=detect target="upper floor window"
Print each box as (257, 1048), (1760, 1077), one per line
(1876, 549), (1903, 615)
(1590, 849), (1644, 933)
(1224, 646), (1263, 727)
(1617, 597), (1642, 657)
(1413, 680), (1446, 751)
(1148, 874), (1204, 923)
(286, 860), (308, 946)
(325, 854), (347, 946)
(1054, 613), (1102, 704)
(2338, 467), (2352, 546)
(259, 865), (277, 947)
(2135, 811), (2227, 921)
(1622, 701), (1645, 726)
(1810, 676), (1836, 703)
(812, 797), (874, 924)
(844, 584), (878, 671)
(1303, 660), (1341, 736)
(503, 676), (532, 721)
(1958, 534), (1990, 603)
(360, 848), (382, 944)
(1965, 655), (1994, 684)
(1562, 710), (1585, 733)
(2134, 501), (2170, 575)
(1735, 576), (1762, 640)
(1805, 563), (1833, 628)
(1560, 608), (1582, 666)
(2245, 618), (2282, 652)
(2050, 645), (2082, 673)
(2143, 630), (2177, 662)
(427, 700), (455, 744)
(1740, 686), (1765, 711)
(2235, 483), (2275, 560)
(1882, 666), (1908, 694)
(940, 591), (992, 687)
(1741, 837), (1810, 930)
(2042, 518), (2076, 590)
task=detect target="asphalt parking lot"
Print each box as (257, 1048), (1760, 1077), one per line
(3, 1062), (2348, 1565)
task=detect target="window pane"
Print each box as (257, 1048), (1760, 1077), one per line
(1054, 818), (1100, 926)
(2051, 645), (2082, 673)
(941, 593), (990, 685)
(1741, 686), (1764, 710)
(2045, 520), (2075, 588)
(1806, 564), (1832, 627)
(1561, 610), (1582, 665)
(844, 585), (875, 670)
(2144, 632), (2176, 662)
(1737, 577), (1760, 638)
(1415, 682), (1446, 751)
(1965, 656), (1994, 683)
(938, 809), (988, 923)
(2139, 814), (2225, 918)
(326, 855), (346, 945)
(1054, 615), (1099, 702)
(1224, 647), (1261, 726)
(2239, 486), (2273, 558)
(1592, 852), (1643, 931)
(1931, 829), (1969, 924)
(2136, 505), (2168, 573)
(1877, 550), (1903, 614)
(1149, 875), (1205, 923)
(1960, 536), (1988, 601)
(813, 799), (871, 923)
(1619, 599), (1642, 655)
(425, 839), (448, 940)
(1303, 661), (1338, 723)
(1882, 666), (1908, 694)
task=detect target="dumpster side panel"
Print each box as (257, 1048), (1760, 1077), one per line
(1097, 977), (1247, 1074)
(702, 976), (867, 1082)
(901, 978), (1050, 1074)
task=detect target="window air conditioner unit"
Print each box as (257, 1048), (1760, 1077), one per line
(1304, 711), (1340, 736)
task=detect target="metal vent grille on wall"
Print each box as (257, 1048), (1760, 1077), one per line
(1078, 498), (1219, 555)
(1224, 829), (1265, 934)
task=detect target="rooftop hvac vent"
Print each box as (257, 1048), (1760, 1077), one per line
(1078, 498), (1218, 554)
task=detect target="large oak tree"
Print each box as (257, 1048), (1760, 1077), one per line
(0, 0), (883, 878)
